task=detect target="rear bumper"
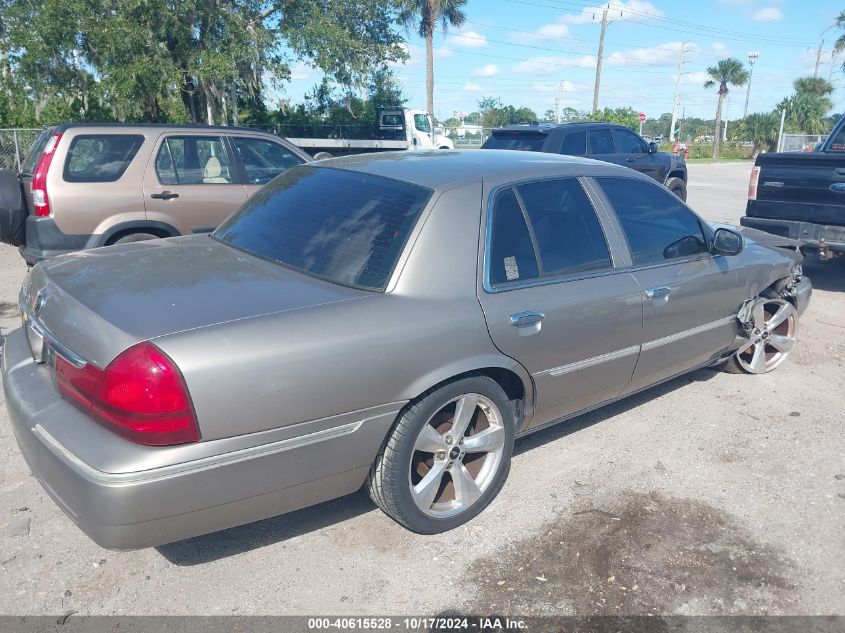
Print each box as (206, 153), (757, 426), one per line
(20, 216), (93, 264)
(740, 216), (845, 252)
(1, 327), (397, 549)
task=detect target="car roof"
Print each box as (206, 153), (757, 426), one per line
(51, 122), (275, 135)
(494, 122), (627, 134)
(312, 149), (635, 190)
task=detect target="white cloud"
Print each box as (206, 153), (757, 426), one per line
(288, 62), (313, 81)
(472, 64), (500, 77)
(711, 42), (730, 56)
(462, 82), (483, 92)
(753, 7), (783, 22)
(450, 31), (487, 48)
(389, 43), (453, 68)
(682, 71), (712, 85)
(563, 0), (664, 25)
(511, 55), (596, 76)
(606, 42), (695, 67)
(513, 22), (569, 42)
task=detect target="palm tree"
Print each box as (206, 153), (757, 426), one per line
(704, 58), (749, 158)
(401, 0), (468, 119)
(793, 76), (834, 98)
(740, 112), (780, 156)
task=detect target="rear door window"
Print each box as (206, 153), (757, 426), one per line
(488, 189), (540, 285)
(560, 131), (586, 155)
(516, 179), (611, 276)
(598, 177), (709, 265)
(232, 137), (304, 185)
(156, 136), (231, 185)
(588, 129), (615, 154)
(63, 134), (144, 182)
(483, 133), (547, 151)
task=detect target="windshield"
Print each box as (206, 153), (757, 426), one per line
(413, 114), (432, 133)
(213, 166), (432, 291)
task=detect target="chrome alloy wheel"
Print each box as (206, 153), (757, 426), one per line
(736, 297), (798, 374)
(408, 393), (506, 518)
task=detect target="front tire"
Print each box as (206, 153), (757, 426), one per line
(666, 177), (687, 201)
(367, 376), (515, 533)
(723, 294), (798, 374)
(112, 232), (159, 245)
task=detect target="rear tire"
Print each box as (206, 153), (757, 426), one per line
(112, 232), (159, 245)
(367, 376), (515, 534)
(666, 177), (687, 201)
(0, 169), (26, 246)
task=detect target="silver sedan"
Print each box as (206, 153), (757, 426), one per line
(1, 150), (811, 549)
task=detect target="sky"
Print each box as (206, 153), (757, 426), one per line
(279, 0), (844, 122)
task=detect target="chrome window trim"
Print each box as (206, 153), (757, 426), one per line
(482, 175), (618, 294)
(18, 290), (89, 369)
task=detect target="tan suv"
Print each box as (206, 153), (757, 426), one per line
(0, 124), (310, 264)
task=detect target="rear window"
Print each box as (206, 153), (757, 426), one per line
(63, 134), (144, 182)
(20, 129), (54, 175)
(483, 132), (546, 151)
(213, 166), (432, 291)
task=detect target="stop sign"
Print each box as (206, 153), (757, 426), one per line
(638, 112), (646, 122)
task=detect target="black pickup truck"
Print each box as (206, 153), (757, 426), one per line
(742, 116), (845, 261)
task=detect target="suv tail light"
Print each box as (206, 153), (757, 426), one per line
(55, 342), (199, 446)
(30, 132), (62, 217)
(748, 166), (760, 201)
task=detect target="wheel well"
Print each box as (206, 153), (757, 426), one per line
(105, 226), (170, 245)
(412, 367), (527, 426)
(667, 170), (686, 182)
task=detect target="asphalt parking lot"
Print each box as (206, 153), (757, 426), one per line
(0, 161), (843, 616)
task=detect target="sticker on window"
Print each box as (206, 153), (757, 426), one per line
(504, 256), (520, 281)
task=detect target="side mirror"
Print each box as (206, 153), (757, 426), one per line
(648, 141), (658, 154)
(712, 227), (744, 256)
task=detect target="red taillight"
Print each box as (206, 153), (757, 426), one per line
(31, 133), (62, 217)
(748, 166), (760, 201)
(55, 342), (199, 446)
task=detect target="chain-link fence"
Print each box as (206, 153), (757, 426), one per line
(778, 133), (827, 153)
(0, 129), (42, 171)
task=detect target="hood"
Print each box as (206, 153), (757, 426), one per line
(23, 235), (369, 367)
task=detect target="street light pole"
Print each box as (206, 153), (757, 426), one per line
(743, 51), (759, 118)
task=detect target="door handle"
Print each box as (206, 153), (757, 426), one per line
(509, 311), (545, 327)
(645, 286), (671, 304)
(626, 157), (636, 162)
(150, 191), (179, 200)
(831, 183), (845, 193)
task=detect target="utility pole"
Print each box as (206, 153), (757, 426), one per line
(815, 25), (836, 79)
(591, 6), (610, 115)
(777, 108), (786, 152)
(669, 41), (690, 142)
(815, 40), (825, 78)
(743, 51), (759, 118)
(555, 79), (565, 123)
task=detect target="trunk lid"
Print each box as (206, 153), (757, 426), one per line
(22, 235), (369, 368)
